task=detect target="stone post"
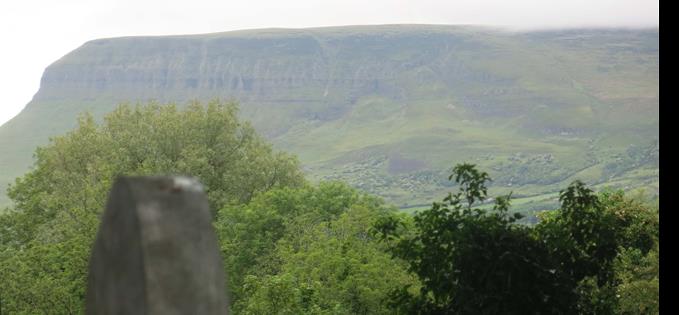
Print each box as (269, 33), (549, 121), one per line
(86, 176), (228, 314)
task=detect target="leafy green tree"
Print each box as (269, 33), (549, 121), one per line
(215, 182), (378, 303)
(216, 181), (418, 314)
(238, 203), (416, 315)
(374, 163), (658, 314)
(602, 191), (659, 315)
(534, 181), (622, 314)
(535, 187), (658, 314)
(0, 100), (304, 313)
(375, 164), (570, 314)
(613, 246), (658, 315)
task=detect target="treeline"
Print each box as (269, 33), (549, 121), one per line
(0, 101), (658, 314)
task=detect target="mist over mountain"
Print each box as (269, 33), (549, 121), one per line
(0, 25), (659, 209)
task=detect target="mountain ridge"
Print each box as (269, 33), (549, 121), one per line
(0, 25), (659, 209)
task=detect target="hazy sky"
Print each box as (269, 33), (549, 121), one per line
(0, 0), (658, 126)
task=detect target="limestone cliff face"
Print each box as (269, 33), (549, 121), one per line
(0, 25), (659, 207)
(33, 26), (497, 131)
(39, 35), (330, 102)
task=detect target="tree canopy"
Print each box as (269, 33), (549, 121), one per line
(215, 181), (418, 314)
(0, 101), (658, 314)
(374, 163), (659, 315)
(0, 100), (304, 313)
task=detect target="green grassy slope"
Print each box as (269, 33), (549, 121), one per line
(0, 25), (659, 210)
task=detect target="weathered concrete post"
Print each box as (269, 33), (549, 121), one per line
(85, 176), (228, 314)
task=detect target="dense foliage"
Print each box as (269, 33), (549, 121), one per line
(215, 182), (418, 314)
(0, 100), (304, 313)
(374, 163), (659, 314)
(0, 101), (658, 314)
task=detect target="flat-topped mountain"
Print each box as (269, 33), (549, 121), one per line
(0, 25), (659, 209)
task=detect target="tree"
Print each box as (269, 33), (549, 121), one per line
(534, 181), (621, 314)
(604, 191), (659, 315)
(216, 181), (418, 314)
(374, 163), (658, 314)
(535, 187), (658, 314)
(374, 164), (562, 314)
(0, 100), (304, 313)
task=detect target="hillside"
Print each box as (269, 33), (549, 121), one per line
(0, 25), (659, 209)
